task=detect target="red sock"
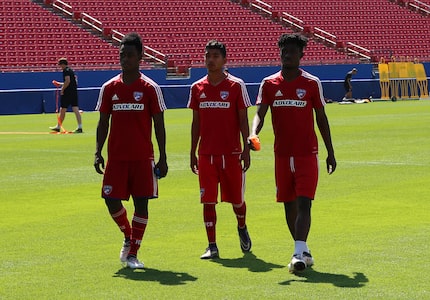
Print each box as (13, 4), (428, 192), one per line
(110, 207), (131, 238)
(203, 204), (217, 244)
(128, 213), (148, 257)
(233, 202), (247, 228)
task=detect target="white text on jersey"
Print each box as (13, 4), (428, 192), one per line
(113, 103), (144, 111)
(273, 99), (306, 108)
(199, 101), (230, 109)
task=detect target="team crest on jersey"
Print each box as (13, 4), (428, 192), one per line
(134, 92), (143, 101)
(296, 89), (306, 99)
(103, 185), (112, 195)
(220, 91), (229, 100)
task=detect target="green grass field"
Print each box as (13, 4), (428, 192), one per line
(1, 100), (429, 299)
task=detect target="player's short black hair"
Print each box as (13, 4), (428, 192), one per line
(120, 32), (143, 55)
(278, 33), (308, 51)
(205, 40), (226, 58)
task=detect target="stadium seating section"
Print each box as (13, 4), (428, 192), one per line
(1, 0), (429, 72)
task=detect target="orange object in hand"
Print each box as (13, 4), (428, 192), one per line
(52, 80), (61, 87)
(248, 135), (261, 151)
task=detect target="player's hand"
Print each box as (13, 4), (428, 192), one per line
(240, 150), (250, 172)
(155, 158), (168, 179)
(94, 153), (105, 174)
(190, 154), (198, 175)
(247, 135), (261, 151)
(326, 154), (337, 174)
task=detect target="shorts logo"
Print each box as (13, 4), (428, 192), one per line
(103, 185), (113, 195)
(220, 91), (229, 100)
(134, 92), (143, 101)
(200, 188), (205, 198)
(296, 89), (306, 99)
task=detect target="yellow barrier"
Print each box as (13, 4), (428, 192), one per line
(415, 63), (429, 99)
(388, 62), (400, 100)
(382, 61), (428, 100)
(378, 63), (390, 100)
(407, 62), (419, 99)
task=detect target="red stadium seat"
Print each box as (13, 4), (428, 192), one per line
(2, 0), (429, 70)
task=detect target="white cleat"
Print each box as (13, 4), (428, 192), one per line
(303, 251), (314, 267)
(126, 256), (144, 269)
(200, 247), (219, 259)
(119, 240), (131, 263)
(288, 254), (306, 273)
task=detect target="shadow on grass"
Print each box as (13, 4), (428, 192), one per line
(280, 268), (368, 288)
(113, 267), (198, 285)
(211, 252), (285, 272)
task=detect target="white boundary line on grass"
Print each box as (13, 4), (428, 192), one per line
(342, 160), (427, 166)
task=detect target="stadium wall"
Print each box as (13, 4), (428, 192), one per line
(1, 63), (429, 115)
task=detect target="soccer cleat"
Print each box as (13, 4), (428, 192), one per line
(126, 255), (144, 269)
(303, 251), (314, 267)
(200, 246), (219, 259)
(72, 128), (83, 133)
(49, 126), (60, 132)
(238, 225), (252, 252)
(288, 254), (306, 273)
(119, 239), (131, 263)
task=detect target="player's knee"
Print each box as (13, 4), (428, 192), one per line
(297, 196), (311, 211)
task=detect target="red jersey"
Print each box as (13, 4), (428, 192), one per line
(188, 74), (251, 155)
(96, 73), (166, 161)
(256, 70), (325, 156)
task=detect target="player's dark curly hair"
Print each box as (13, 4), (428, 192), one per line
(205, 40), (227, 58)
(278, 33), (308, 51)
(121, 32), (143, 55)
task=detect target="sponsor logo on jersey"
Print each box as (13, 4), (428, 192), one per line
(273, 99), (306, 107)
(220, 91), (229, 100)
(103, 185), (112, 195)
(200, 92), (207, 99)
(296, 89), (306, 99)
(199, 101), (230, 108)
(275, 90), (283, 97)
(134, 91), (143, 101)
(112, 94), (119, 101)
(112, 103), (145, 111)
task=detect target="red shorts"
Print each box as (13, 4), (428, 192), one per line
(198, 154), (245, 205)
(101, 159), (158, 200)
(275, 154), (319, 202)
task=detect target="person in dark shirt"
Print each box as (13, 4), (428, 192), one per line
(343, 68), (358, 101)
(50, 58), (83, 133)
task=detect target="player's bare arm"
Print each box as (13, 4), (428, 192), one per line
(94, 112), (110, 174)
(315, 107), (337, 174)
(153, 112), (168, 178)
(251, 103), (269, 136)
(61, 75), (70, 95)
(239, 108), (251, 171)
(190, 110), (200, 175)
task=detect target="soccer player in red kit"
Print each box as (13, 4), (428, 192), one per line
(94, 33), (168, 269)
(188, 40), (252, 259)
(249, 33), (336, 272)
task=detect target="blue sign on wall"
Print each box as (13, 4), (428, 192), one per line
(1, 63), (428, 115)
